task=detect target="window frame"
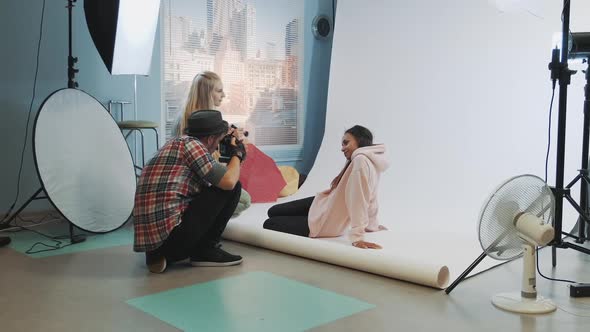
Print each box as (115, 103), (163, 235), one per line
(159, 0), (306, 162)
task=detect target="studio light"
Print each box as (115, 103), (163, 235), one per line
(551, 31), (590, 59)
(84, 0), (161, 75)
(570, 32), (590, 59)
(84, 0), (161, 169)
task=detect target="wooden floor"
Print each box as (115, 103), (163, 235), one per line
(1, 225), (590, 332)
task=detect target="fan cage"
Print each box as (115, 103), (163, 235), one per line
(478, 174), (554, 261)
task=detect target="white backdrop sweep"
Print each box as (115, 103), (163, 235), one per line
(223, 0), (590, 289)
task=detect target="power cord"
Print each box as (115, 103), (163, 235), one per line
(540, 55), (580, 285)
(1, 0), (46, 224)
(536, 247), (576, 284)
(21, 226), (75, 255)
(543, 87), (555, 183)
(0, 213), (62, 233)
(8, 214), (78, 255)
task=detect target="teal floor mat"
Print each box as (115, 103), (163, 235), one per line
(127, 271), (374, 332)
(4, 221), (133, 258)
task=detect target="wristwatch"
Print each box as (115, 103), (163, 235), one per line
(232, 150), (244, 162)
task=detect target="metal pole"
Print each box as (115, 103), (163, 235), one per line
(67, 0), (78, 88)
(551, 0), (572, 267)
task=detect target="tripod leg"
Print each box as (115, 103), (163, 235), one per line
(445, 251), (486, 294)
(578, 58), (590, 243)
(0, 188), (44, 229)
(552, 245), (557, 267)
(563, 241), (590, 255)
(69, 223), (86, 244)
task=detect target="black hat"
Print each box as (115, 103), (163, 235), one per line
(185, 110), (228, 137)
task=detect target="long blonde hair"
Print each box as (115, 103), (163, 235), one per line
(179, 71), (221, 135)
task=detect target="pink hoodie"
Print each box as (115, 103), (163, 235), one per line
(307, 144), (390, 243)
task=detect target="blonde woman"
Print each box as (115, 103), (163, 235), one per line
(172, 71), (226, 137)
(172, 71), (251, 217)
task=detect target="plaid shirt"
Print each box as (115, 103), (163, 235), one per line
(133, 136), (227, 252)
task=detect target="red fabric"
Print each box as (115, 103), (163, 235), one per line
(239, 144), (287, 203)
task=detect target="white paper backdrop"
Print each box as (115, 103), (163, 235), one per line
(224, 0), (590, 288)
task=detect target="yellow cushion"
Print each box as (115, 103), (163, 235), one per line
(278, 166), (300, 197)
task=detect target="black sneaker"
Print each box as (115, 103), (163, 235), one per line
(0, 236), (11, 248)
(190, 247), (243, 267)
(145, 251), (167, 273)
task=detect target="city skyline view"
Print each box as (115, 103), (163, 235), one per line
(168, 0), (297, 60)
(164, 0), (304, 146)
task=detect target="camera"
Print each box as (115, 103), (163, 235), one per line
(218, 125), (248, 163)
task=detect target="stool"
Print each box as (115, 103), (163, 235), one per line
(108, 100), (159, 173)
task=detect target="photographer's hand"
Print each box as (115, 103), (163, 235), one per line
(228, 125), (249, 143)
(234, 139), (247, 162)
(216, 137), (242, 190)
(228, 137), (247, 162)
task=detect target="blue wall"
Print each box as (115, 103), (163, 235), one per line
(0, 0), (161, 213)
(291, 0), (335, 175)
(0, 0), (332, 215)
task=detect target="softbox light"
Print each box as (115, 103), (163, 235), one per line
(84, 0), (160, 75)
(34, 88), (136, 233)
(570, 32), (590, 59)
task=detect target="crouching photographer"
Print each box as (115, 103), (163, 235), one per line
(133, 110), (247, 274)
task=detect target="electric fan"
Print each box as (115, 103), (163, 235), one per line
(478, 174), (557, 314)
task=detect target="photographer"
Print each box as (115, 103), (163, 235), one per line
(172, 71), (251, 217)
(133, 110), (246, 273)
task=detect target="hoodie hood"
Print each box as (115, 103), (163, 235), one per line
(351, 144), (390, 172)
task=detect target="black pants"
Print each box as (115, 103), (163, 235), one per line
(263, 196), (314, 237)
(155, 182), (242, 262)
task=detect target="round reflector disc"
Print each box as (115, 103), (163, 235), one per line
(33, 88), (136, 233)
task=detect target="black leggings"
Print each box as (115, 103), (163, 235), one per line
(155, 182), (242, 262)
(263, 196), (314, 237)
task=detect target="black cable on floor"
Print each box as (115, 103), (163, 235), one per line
(1, 0), (47, 224)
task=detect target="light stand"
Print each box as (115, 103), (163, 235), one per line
(549, 0), (590, 266)
(446, 0), (590, 294)
(0, 0), (85, 244)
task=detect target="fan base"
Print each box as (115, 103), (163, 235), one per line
(492, 292), (556, 314)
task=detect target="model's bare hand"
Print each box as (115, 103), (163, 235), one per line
(352, 241), (382, 249)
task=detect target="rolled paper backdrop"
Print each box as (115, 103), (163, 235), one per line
(225, 222), (450, 289)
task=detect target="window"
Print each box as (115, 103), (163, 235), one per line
(162, 0), (305, 161)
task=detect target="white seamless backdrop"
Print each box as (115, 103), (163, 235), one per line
(224, 0), (590, 288)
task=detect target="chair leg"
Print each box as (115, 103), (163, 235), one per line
(138, 130), (146, 168)
(121, 127), (158, 173)
(123, 129), (138, 168)
(152, 127), (160, 149)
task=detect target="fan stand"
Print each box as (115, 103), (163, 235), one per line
(492, 243), (556, 314)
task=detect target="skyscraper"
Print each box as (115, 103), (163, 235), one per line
(283, 18), (300, 88)
(285, 18), (299, 57)
(246, 3), (257, 59)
